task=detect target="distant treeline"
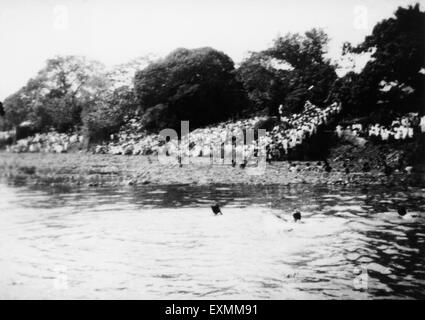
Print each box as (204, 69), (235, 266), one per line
(0, 4), (423, 142)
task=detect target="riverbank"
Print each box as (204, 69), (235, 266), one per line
(1, 152), (424, 187)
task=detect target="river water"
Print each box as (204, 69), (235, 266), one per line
(0, 180), (424, 299)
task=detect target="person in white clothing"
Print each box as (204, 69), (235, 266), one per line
(421, 115), (425, 133)
(401, 126), (408, 140)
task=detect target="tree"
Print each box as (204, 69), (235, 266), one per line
(0, 101), (4, 117)
(139, 103), (178, 133)
(266, 29), (337, 113)
(134, 47), (247, 131)
(267, 29), (330, 69)
(2, 87), (33, 130)
(3, 55), (108, 132)
(81, 55), (157, 142)
(82, 85), (138, 142)
(339, 4), (425, 115)
(236, 52), (288, 116)
(106, 54), (158, 90)
(237, 29), (337, 116)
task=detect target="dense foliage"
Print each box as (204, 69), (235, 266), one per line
(237, 28), (337, 116)
(134, 47), (247, 131)
(2, 56), (107, 132)
(83, 86), (138, 142)
(331, 4), (425, 118)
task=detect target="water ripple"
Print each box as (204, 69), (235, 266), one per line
(0, 182), (424, 299)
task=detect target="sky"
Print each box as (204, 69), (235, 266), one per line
(0, 0), (421, 100)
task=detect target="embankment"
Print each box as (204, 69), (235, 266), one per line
(1, 152), (424, 187)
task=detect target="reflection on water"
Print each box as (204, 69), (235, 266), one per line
(0, 180), (424, 299)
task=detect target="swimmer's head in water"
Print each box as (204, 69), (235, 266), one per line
(211, 204), (222, 215)
(293, 211), (301, 222)
(398, 207), (407, 216)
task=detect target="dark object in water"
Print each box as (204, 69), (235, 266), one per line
(211, 204), (222, 215)
(293, 211), (301, 222)
(232, 160), (236, 167)
(345, 167), (350, 175)
(397, 207), (407, 217)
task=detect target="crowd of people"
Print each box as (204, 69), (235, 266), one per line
(10, 101), (424, 163)
(95, 117), (161, 155)
(6, 131), (84, 153)
(95, 116), (268, 160)
(177, 117), (267, 161)
(335, 113), (424, 142)
(4, 101), (343, 162)
(263, 101), (342, 160)
(93, 101), (342, 162)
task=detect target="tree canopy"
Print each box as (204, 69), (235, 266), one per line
(336, 3), (425, 116)
(237, 28), (337, 116)
(2, 56), (107, 131)
(236, 52), (288, 116)
(134, 47), (247, 131)
(83, 85), (138, 142)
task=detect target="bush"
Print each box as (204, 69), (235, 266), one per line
(139, 104), (179, 132)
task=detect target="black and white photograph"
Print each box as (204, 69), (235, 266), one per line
(0, 0), (424, 302)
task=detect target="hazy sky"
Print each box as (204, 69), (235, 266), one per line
(0, 0), (420, 100)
